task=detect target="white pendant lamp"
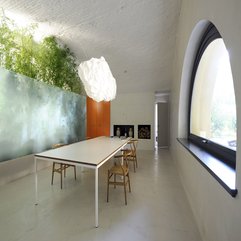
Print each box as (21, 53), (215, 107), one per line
(78, 56), (117, 102)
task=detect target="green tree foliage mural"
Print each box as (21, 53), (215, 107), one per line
(0, 15), (84, 95)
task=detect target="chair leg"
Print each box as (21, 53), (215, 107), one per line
(74, 166), (77, 180)
(127, 172), (131, 192)
(133, 159), (136, 172)
(114, 174), (116, 188)
(107, 169), (131, 205)
(123, 175), (127, 205)
(51, 162), (55, 185)
(135, 156), (138, 168)
(64, 165), (66, 177)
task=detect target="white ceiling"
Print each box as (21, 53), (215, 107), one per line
(1, 0), (181, 94)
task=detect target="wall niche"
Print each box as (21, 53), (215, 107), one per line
(113, 125), (134, 138)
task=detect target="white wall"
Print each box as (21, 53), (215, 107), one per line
(111, 92), (155, 150)
(170, 1), (241, 241)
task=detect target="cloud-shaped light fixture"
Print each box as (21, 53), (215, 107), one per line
(78, 57), (117, 102)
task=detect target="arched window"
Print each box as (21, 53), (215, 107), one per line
(188, 23), (236, 168)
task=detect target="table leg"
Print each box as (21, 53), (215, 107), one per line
(34, 157), (38, 205)
(95, 168), (98, 228)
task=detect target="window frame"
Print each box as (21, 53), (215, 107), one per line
(188, 23), (236, 169)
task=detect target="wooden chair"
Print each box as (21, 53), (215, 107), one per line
(121, 139), (138, 172)
(107, 154), (131, 205)
(51, 143), (76, 189)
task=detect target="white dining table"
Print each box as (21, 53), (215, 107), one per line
(34, 136), (130, 227)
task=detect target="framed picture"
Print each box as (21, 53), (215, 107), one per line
(138, 125), (151, 139)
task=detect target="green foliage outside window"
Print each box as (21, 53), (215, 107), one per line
(0, 15), (84, 95)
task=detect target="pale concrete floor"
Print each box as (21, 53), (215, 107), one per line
(0, 149), (202, 241)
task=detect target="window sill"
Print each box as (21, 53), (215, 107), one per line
(177, 138), (237, 197)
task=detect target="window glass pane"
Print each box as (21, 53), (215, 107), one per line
(190, 39), (236, 150)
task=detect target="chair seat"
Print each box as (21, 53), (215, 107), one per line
(114, 149), (132, 159)
(116, 139), (138, 172)
(109, 164), (129, 176)
(51, 143), (76, 189)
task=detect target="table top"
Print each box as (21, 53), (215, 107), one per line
(35, 136), (130, 167)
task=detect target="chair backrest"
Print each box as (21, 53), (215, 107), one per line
(128, 139), (138, 156)
(113, 153), (129, 170)
(52, 143), (66, 149)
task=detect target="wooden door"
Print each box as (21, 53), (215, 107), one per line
(87, 97), (110, 138)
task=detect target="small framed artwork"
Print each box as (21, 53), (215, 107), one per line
(138, 125), (151, 139)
